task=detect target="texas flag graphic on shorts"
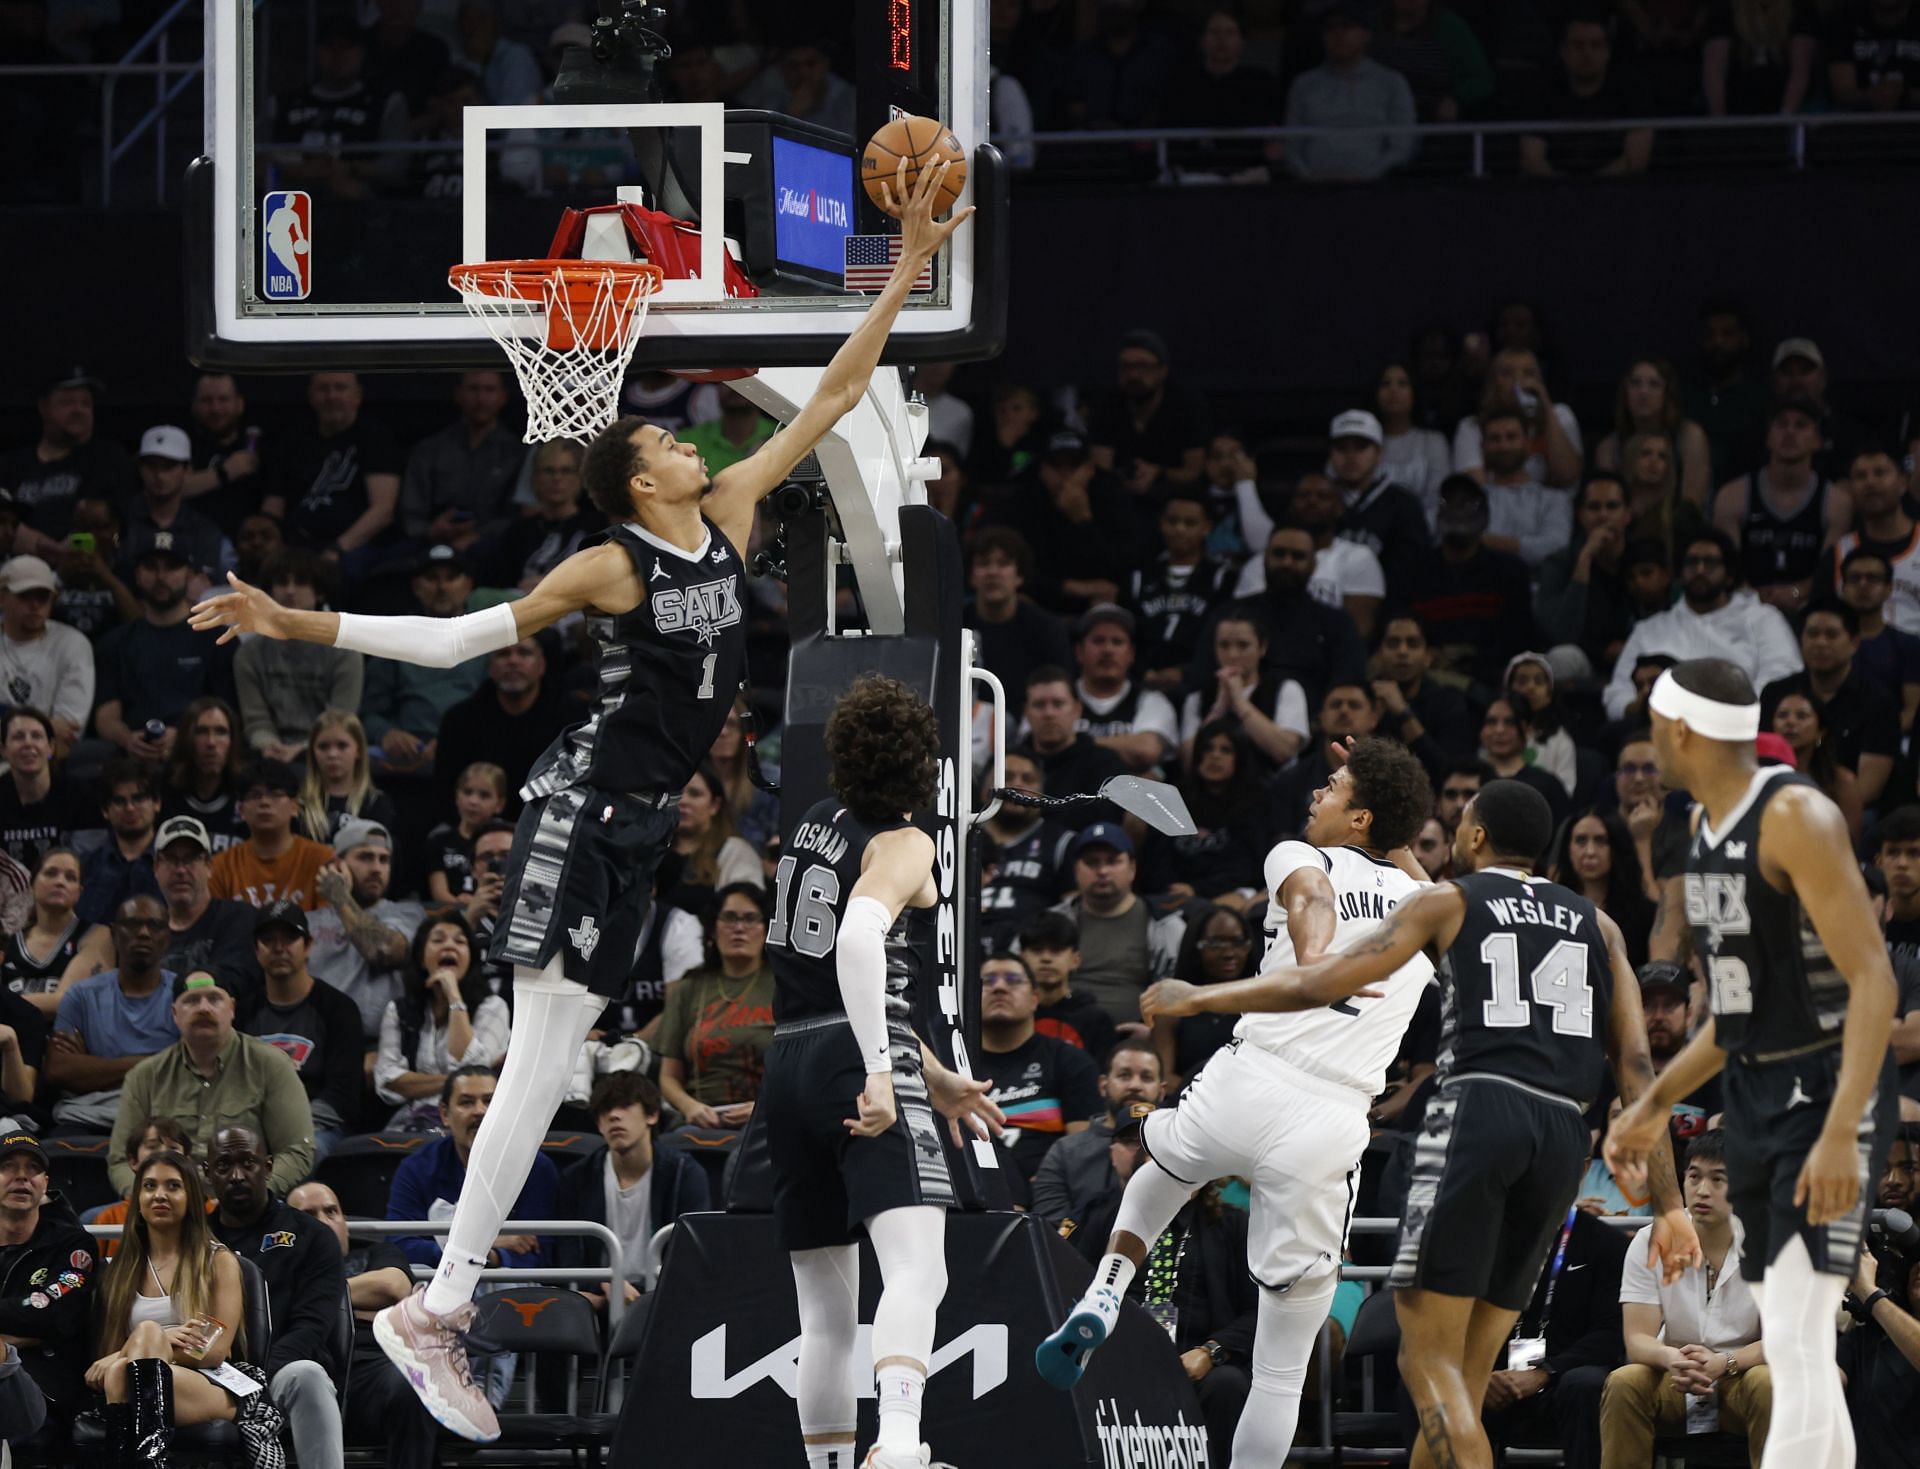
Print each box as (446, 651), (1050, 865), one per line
(261, 190), (312, 301)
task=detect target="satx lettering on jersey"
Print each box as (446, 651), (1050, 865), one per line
(1481, 895), (1586, 935)
(1682, 872), (1751, 938)
(652, 578), (744, 642)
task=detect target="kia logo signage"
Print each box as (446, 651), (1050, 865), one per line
(691, 1323), (1008, 1401)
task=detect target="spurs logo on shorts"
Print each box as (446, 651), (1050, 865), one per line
(569, 915), (601, 961)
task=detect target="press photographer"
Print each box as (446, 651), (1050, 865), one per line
(1840, 1205), (1920, 1466)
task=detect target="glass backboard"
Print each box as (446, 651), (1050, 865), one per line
(189, 2), (1004, 372)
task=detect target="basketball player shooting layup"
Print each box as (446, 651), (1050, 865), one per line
(187, 161), (972, 1444)
(1151, 779), (1697, 1469)
(1039, 738), (1436, 1466)
(1607, 659), (1898, 1469)
(762, 675), (1006, 1469)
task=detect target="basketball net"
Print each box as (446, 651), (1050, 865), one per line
(448, 260), (664, 444)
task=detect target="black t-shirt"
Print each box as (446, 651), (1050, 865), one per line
(1826, 5), (1920, 102)
(434, 684), (573, 819)
(1128, 554), (1238, 677)
(1888, 914), (1920, 970)
(96, 618), (235, 729)
(968, 601), (1074, 709)
(1520, 63), (1655, 173)
(272, 417), (404, 550)
(1706, 0), (1819, 115)
(342, 1238), (413, 1356)
(53, 579), (123, 643)
(486, 506), (606, 589)
(0, 777), (92, 870)
(1033, 990), (1118, 1062)
(1088, 386), (1210, 478)
(164, 898), (261, 996)
(0, 437), (136, 539)
(239, 977), (362, 1131)
(1761, 670), (1900, 773)
(119, 503), (230, 580)
(978, 1031), (1103, 1180)
(422, 824), (477, 898)
(0, 984), (49, 1074)
(1838, 1310), (1920, 1468)
(162, 789), (246, 854)
(189, 426), (266, 537)
(1025, 737), (1130, 832)
(978, 818), (1075, 949)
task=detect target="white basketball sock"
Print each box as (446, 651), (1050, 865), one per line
(868, 1207), (947, 1451)
(422, 961), (606, 1317)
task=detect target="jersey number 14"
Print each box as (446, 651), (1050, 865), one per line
(1479, 934), (1595, 1038)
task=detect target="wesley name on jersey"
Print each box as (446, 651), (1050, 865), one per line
(1478, 890), (1592, 937)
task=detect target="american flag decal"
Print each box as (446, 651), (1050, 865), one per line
(843, 234), (933, 292)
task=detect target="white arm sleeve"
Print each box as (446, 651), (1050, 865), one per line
(837, 895), (897, 1075)
(333, 602), (520, 670)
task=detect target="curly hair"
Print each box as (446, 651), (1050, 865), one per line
(824, 674), (941, 822)
(1343, 737), (1434, 851)
(581, 416), (653, 520)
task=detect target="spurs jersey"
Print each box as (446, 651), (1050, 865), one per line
(523, 517), (746, 800)
(1438, 869), (1613, 1105)
(1240, 842), (1434, 1095)
(1684, 766), (1847, 1056)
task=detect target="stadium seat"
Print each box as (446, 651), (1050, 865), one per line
(656, 1124), (742, 1203)
(1333, 1287), (1402, 1456)
(1654, 1432), (1751, 1466)
(467, 1286), (603, 1442)
(43, 1135), (117, 1214)
(312, 1132), (431, 1218)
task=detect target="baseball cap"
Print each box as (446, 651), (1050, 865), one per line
(1112, 1100), (1160, 1141)
(42, 366), (103, 398)
(1329, 410), (1384, 446)
(138, 426), (192, 463)
(1754, 731), (1799, 769)
(254, 899), (311, 940)
(1043, 429), (1090, 461)
(1636, 961), (1689, 1002)
(240, 759), (302, 798)
(0, 1133), (48, 1171)
(155, 815), (212, 855)
(416, 542), (473, 578)
(1772, 337), (1824, 370)
(0, 555), (60, 595)
(136, 530), (187, 567)
(1075, 603), (1136, 640)
(333, 817), (393, 857)
(1118, 328), (1169, 364)
(1070, 821), (1135, 861)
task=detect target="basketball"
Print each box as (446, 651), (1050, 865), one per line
(861, 115), (968, 216)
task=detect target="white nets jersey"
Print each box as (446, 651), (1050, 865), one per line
(1238, 841), (1435, 1094)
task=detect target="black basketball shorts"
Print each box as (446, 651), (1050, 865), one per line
(1721, 1044), (1898, 1282)
(761, 1014), (957, 1252)
(490, 784), (682, 998)
(1389, 1074), (1589, 1312)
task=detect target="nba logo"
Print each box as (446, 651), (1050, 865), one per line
(260, 191), (311, 301)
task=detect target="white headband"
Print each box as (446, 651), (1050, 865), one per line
(1648, 669), (1759, 742)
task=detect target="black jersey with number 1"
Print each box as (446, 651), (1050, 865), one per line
(1684, 766), (1847, 1056)
(523, 517), (746, 800)
(767, 797), (933, 1023)
(1437, 869), (1614, 1105)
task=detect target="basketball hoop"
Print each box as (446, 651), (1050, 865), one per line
(449, 259), (664, 443)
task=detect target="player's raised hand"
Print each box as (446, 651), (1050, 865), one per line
(1141, 980), (1200, 1024)
(845, 1071), (899, 1139)
(1794, 1125), (1861, 1225)
(1648, 1206), (1702, 1286)
(189, 571), (291, 645)
(881, 155), (975, 262)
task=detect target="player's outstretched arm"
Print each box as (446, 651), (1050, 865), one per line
(1595, 910), (1699, 1283)
(841, 828), (939, 1140)
(1766, 785), (1898, 1224)
(1143, 882), (1463, 1023)
(704, 157), (975, 540)
(188, 546), (621, 667)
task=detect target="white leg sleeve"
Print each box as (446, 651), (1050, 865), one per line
(422, 959), (606, 1317)
(867, 1205), (948, 1369)
(1230, 1276), (1338, 1469)
(1758, 1235), (1854, 1469)
(791, 1245), (861, 1440)
(1113, 1158), (1198, 1254)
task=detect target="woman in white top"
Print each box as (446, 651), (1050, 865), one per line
(375, 911), (511, 1129)
(1375, 361), (1453, 521)
(1452, 348), (1584, 489)
(86, 1150), (281, 1462)
(1179, 612), (1309, 770)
